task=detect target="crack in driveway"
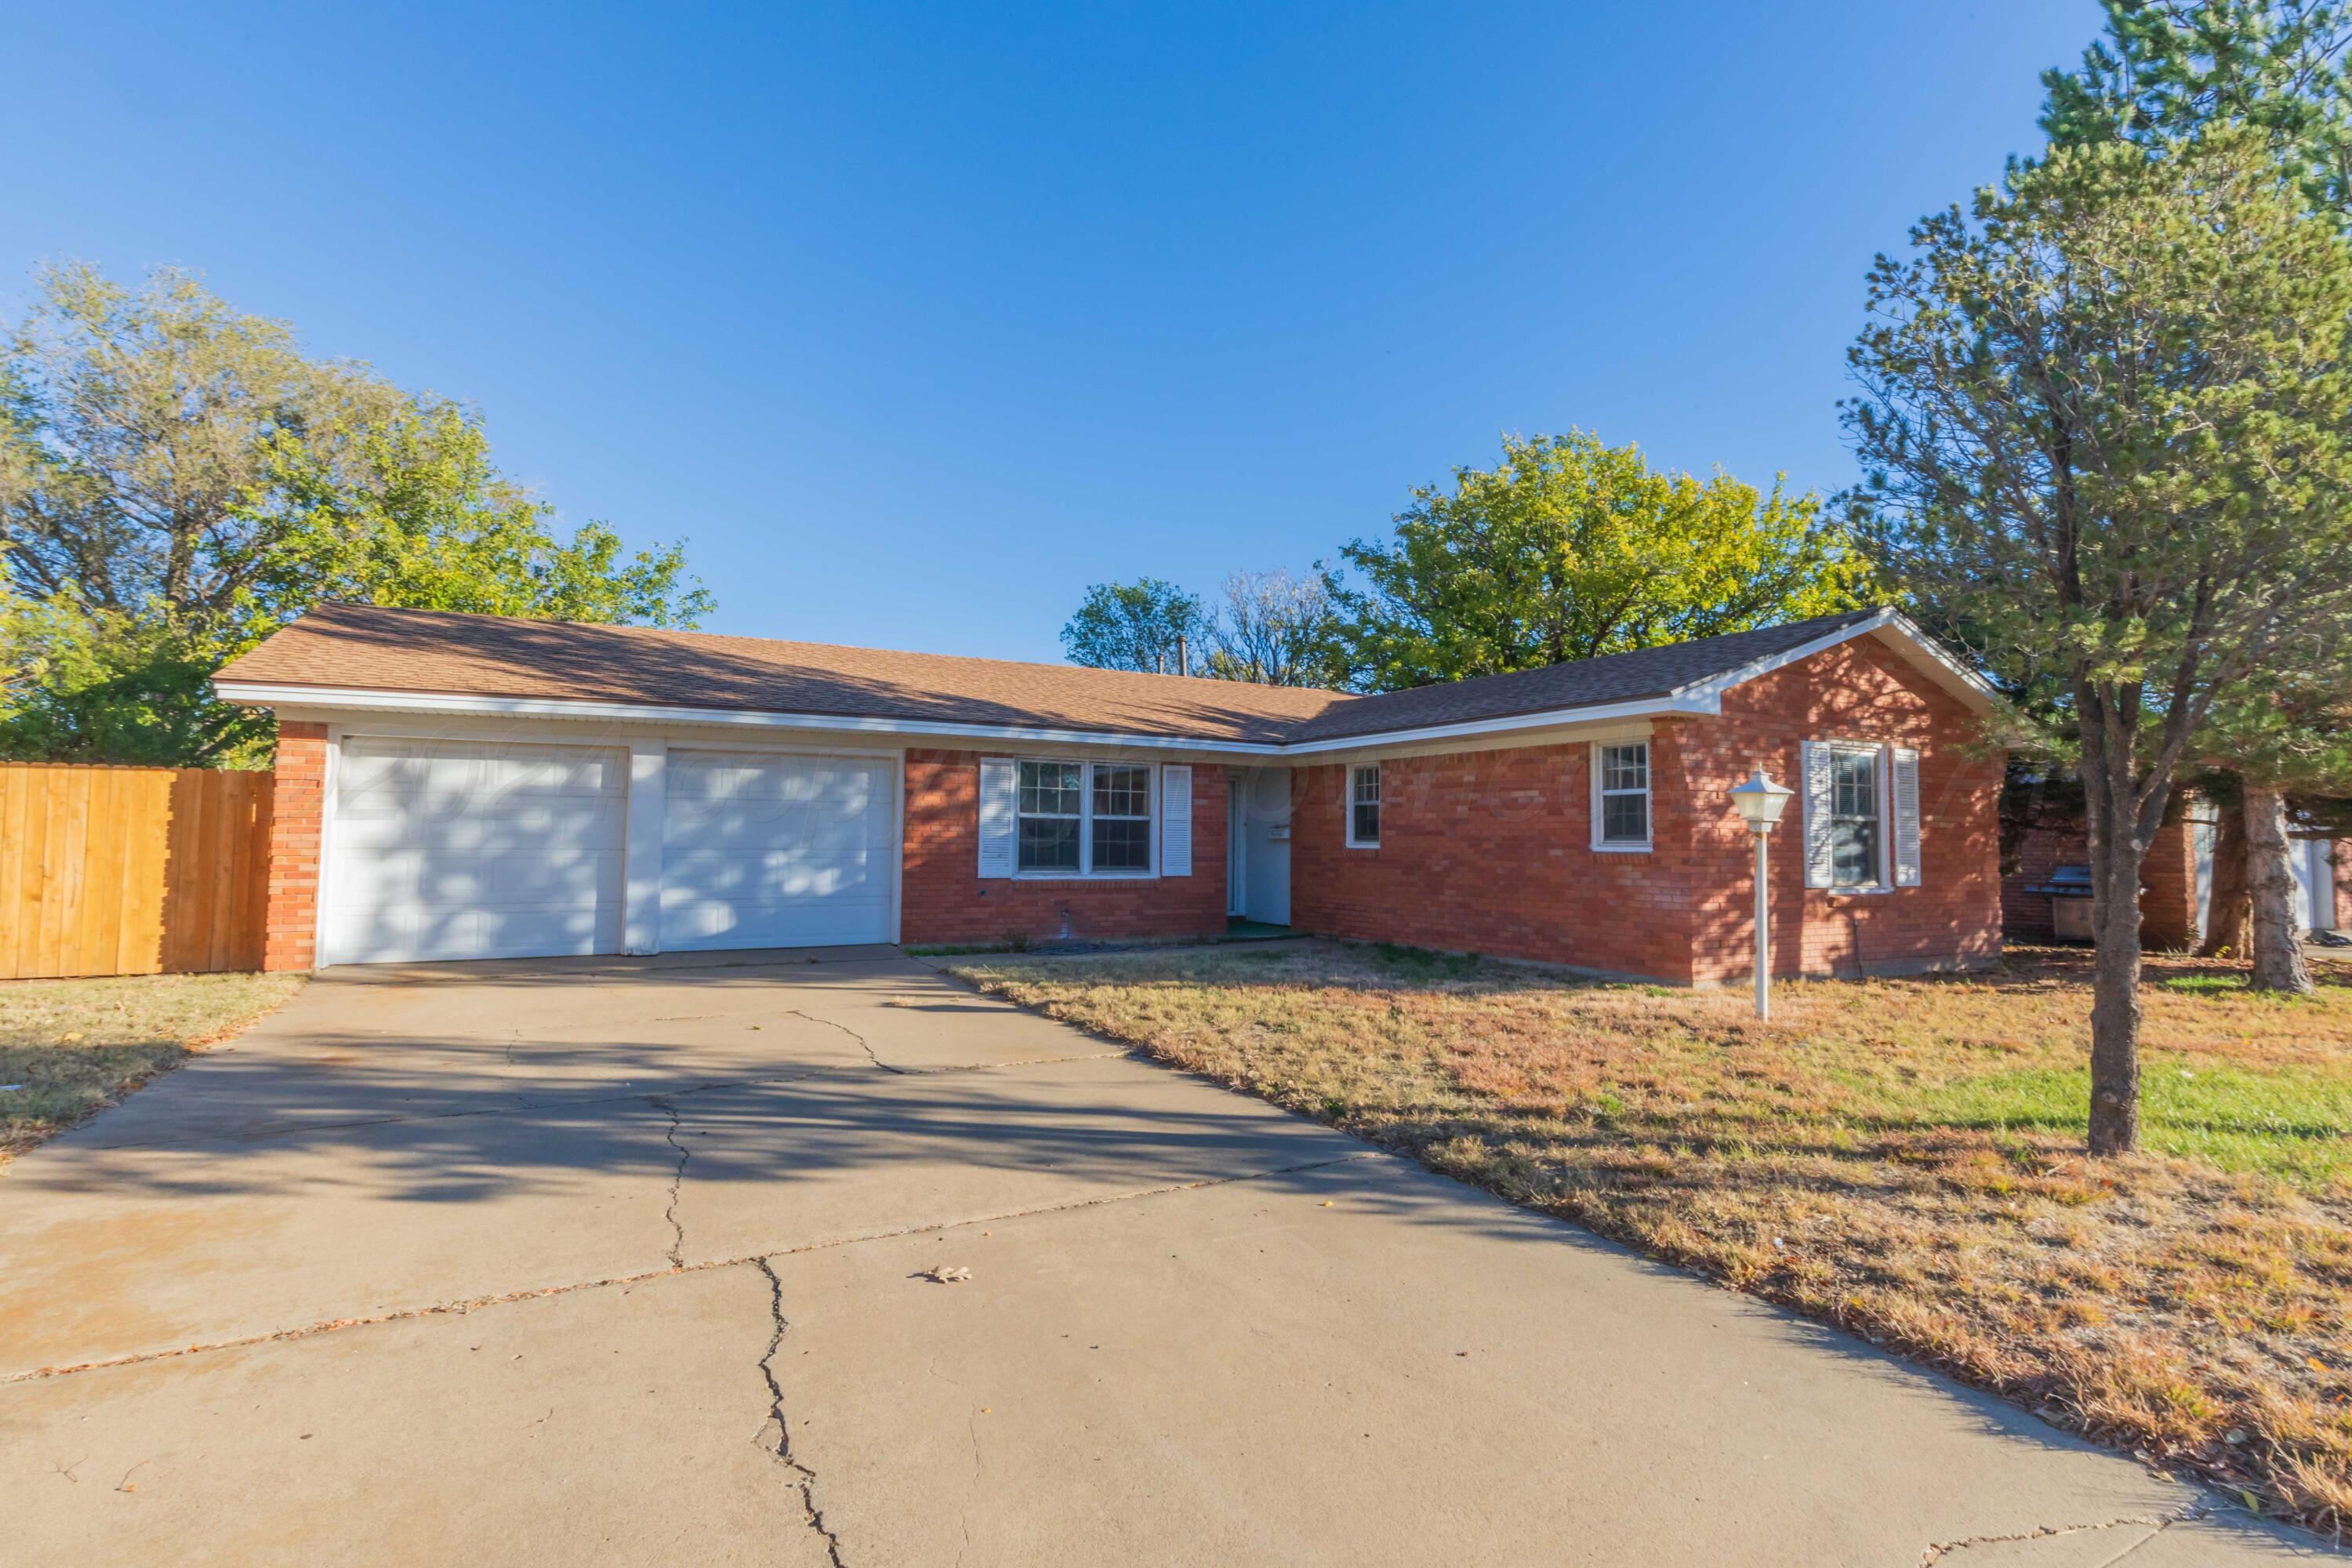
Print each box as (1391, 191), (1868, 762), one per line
(780, 1008), (906, 1076)
(3, 1150), (1384, 1385)
(1920, 1504), (2212, 1565)
(650, 1096), (693, 1269)
(753, 1257), (848, 1566)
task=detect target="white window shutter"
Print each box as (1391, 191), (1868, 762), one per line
(1891, 746), (1922, 887)
(978, 757), (1017, 878)
(1802, 741), (1836, 890)
(1160, 764), (1192, 876)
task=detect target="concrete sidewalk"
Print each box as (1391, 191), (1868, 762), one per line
(0, 948), (2330, 1565)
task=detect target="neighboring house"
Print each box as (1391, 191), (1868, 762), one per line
(2002, 808), (2340, 950)
(212, 602), (2004, 986)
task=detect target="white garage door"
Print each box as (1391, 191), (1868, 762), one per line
(326, 739), (627, 964)
(660, 751), (895, 950)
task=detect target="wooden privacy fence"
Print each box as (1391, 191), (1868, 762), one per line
(0, 764), (274, 980)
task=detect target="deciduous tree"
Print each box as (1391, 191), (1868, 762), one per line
(1059, 578), (1207, 674)
(0, 263), (711, 764)
(1328, 432), (1867, 693)
(1201, 568), (1344, 687)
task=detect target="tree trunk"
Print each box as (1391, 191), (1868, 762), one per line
(2085, 826), (2147, 1155)
(2082, 745), (2149, 1156)
(2245, 785), (2314, 995)
(2198, 805), (2250, 957)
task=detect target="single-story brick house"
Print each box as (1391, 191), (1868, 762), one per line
(213, 601), (2005, 985)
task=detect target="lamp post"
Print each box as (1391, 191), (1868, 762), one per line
(1728, 768), (1794, 1020)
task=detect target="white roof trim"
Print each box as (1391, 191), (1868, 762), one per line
(212, 681), (1292, 755)
(213, 614), (1991, 757)
(1665, 608), (1995, 714)
(1276, 692), (1712, 754)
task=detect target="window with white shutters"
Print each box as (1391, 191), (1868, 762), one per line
(1801, 740), (1920, 892)
(994, 758), (1156, 878)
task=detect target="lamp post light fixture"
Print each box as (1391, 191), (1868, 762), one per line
(1728, 768), (1795, 1020)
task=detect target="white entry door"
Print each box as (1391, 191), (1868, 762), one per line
(659, 751), (895, 950)
(326, 738), (627, 964)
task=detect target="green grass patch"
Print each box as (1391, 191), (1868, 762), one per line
(1911, 1060), (2352, 1186)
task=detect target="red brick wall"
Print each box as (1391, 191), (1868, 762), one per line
(1684, 639), (2003, 982)
(898, 749), (1229, 945)
(1288, 637), (2003, 984)
(1288, 742), (1703, 982)
(263, 721), (328, 971)
(2001, 815), (2200, 949)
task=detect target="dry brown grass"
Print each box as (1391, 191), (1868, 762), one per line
(0, 971), (305, 1164)
(953, 941), (2352, 1537)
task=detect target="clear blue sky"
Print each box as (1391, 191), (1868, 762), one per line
(3, 2), (2098, 663)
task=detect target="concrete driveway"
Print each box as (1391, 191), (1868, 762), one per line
(0, 949), (2330, 1566)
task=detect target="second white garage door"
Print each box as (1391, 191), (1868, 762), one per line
(659, 751), (895, 950)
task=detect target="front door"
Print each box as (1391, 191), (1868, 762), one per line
(1235, 767), (1290, 926)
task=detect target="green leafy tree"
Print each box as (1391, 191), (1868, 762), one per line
(1060, 578), (1207, 673)
(1843, 129), (2352, 1153)
(1327, 431), (1870, 693)
(0, 263), (711, 764)
(2045, 1), (2352, 993)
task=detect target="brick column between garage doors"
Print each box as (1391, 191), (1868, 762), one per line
(263, 721), (328, 971)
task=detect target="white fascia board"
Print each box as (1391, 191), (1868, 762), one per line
(1668, 608), (1996, 714)
(212, 681), (1292, 756)
(1274, 693), (1711, 757)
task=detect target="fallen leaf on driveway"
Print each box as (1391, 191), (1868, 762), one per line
(920, 1265), (972, 1284)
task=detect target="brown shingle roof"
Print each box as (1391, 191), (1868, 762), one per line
(213, 603), (1357, 745)
(1287, 610), (1890, 741)
(216, 603), (1944, 748)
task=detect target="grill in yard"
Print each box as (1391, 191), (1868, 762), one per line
(2025, 863), (2096, 942)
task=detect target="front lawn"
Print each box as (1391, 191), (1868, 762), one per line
(952, 942), (2352, 1535)
(0, 971), (306, 1163)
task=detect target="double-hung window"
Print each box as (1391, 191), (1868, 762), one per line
(1828, 744), (1881, 889)
(1014, 759), (1153, 876)
(1348, 764), (1381, 848)
(1016, 760), (1083, 873)
(1091, 764), (1152, 871)
(1593, 741), (1651, 850)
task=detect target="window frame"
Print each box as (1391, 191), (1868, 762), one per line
(1821, 739), (1893, 893)
(1590, 739), (1653, 852)
(1088, 761), (1155, 874)
(1346, 763), (1381, 849)
(1011, 757), (1157, 879)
